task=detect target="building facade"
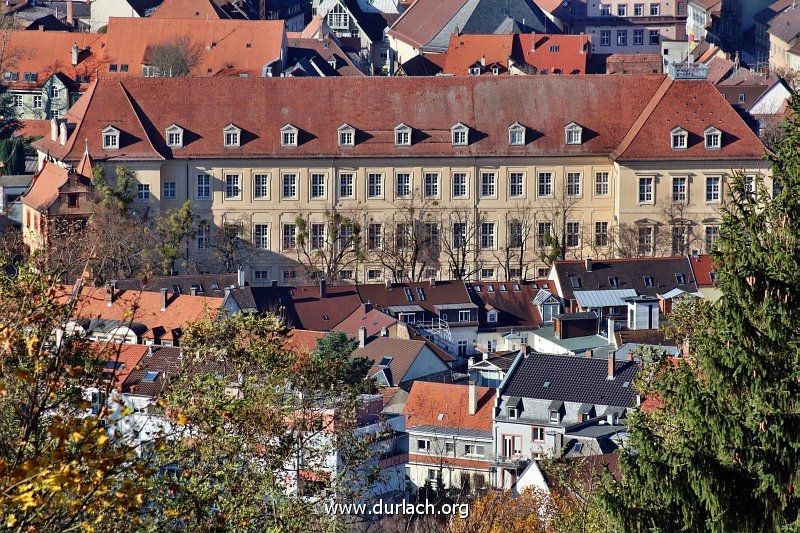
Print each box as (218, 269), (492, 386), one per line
(34, 74), (768, 284)
(586, 0), (688, 54)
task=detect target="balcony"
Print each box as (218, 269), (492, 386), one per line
(490, 453), (529, 469)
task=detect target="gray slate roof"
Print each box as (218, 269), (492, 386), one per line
(502, 353), (639, 407)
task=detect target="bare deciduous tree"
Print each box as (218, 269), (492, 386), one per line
(295, 208), (364, 282)
(144, 35), (203, 77)
(439, 207), (482, 280)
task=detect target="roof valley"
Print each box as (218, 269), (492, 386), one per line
(610, 76), (674, 160)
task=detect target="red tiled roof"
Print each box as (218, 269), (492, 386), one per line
(0, 30), (107, 90)
(334, 305), (398, 339)
(404, 381), (495, 432)
(287, 36), (364, 76)
(352, 337), (451, 384)
(688, 254), (717, 287)
(16, 119), (52, 139)
(20, 160), (72, 211)
(516, 34), (590, 74)
(35, 75), (765, 163)
(441, 34), (513, 75)
(468, 281), (543, 331)
(605, 53), (662, 74)
(358, 280), (471, 317)
(102, 17), (285, 78)
(388, 0), (467, 48)
(57, 284), (222, 342)
(150, 0), (227, 19)
(284, 329), (326, 354)
(288, 285), (363, 332)
(92, 342), (149, 387)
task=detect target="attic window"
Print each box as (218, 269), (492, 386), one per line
(487, 310), (498, 323)
(608, 276), (619, 288)
(565, 122), (582, 145)
(416, 287), (426, 301)
(23, 72), (37, 82)
(172, 285), (181, 294)
(675, 273), (686, 284)
(513, 284), (520, 291)
(550, 45), (560, 52)
(109, 64), (118, 72)
(487, 285), (494, 292)
(190, 283), (203, 294)
(492, 65), (500, 75)
(569, 275), (581, 289)
(543, 381), (550, 388)
(549, 410), (560, 423)
(210, 282), (220, 291)
(508, 407), (518, 419)
(378, 356), (393, 366)
(475, 286), (482, 292)
(338, 123), (355, 147)
(469, 66), (481, 76)
(281, 124), (298, 147)
(500, 284), (506, 291)
(451, 123), (469, 146)
(165, 124), (183, 148)
(223, 124), (241, 147)
(394, 124), (412, 146)
(508, 123), (525, 146)
(102, 125), (120, 150)
(643, 276), (654, 287)
(704, 126), (721, 149)
(142, 371), (159, 382)
(403, 287), (413, 302)
(120, 64), (129, 72)
(671, 127), (688, 150)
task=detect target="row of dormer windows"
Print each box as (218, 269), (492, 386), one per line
(100, 122), (726, 151)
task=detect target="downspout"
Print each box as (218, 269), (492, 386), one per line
(473, 156), (479, 280)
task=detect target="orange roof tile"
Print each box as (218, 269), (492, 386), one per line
(16, 119), (51, 139)
(441, 34), (513, 75)
(21, 160), (71, 211)
(688, 254), (717, 287)
(404, 381), (495, 432)
(284, 329), (326, 354)
(58, 284), (222, 342)
(91, 342), (149, 387)
(516, 34), (590, 74)
(150, 0), (227, 19)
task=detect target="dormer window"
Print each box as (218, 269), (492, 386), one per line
(281, 124), (298, 147)
(565, 122), (582, 145)
(549, 410), (560, 423)
(671, 127), (688, 150)
(223, 124), (241, 147)
(451, 123), (469, 146)
(394, 123), (412, 146)
(704, 126), (721, 149)
(469, 66), (481, 76)
(338, 123), (355, 147)
(165, 124), (183, 148)
(508, 407), (518, 419)
(492, 65), (500, 75)
(487, 309), (498, 323)
(102, 125), (119, 150)
(508, 122), (525, 146)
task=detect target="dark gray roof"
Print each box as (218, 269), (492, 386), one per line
(407, 424), (492, 440)
(554, 257), (697, 301)
(502, 353), (639, 407)
(128, 0), (163, 17)
(460, 0), (551, 35)
(341, 0), (395, 43)
(116, 273), (238, 296)
(0, 175), (33, 188)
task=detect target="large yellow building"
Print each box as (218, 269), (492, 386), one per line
(34, 74), (769, 283)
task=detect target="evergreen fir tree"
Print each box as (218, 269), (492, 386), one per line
(601, 98), (800, 531)
(0, 87), (27, 175)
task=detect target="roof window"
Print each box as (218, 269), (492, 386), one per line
(565, 122), (583, 145)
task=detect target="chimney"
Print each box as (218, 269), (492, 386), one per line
(106, 282), (116, 306)
(271, 280), (278, 287)
(358, 326), (367, 348)
(480, 55), (486, 67)
(190, 287), (198, 296)
(237, 266), (246, 288)
(319, 277), (327, 299)
(607, 352), (615, 380)
(66, 0), (74, 26)
(50, 118), (58, 141)
(585, 257), (593, 272)
(59, 122), (67, 146)
(482, 351), (488, 361)
(160, 288), (168, 311)
(468, 380), (477, 415)
(607, 317), (615, 344)
(71, 43), (79, 66)
(585, 349), (593, 358)
(606, 412), (616, 425)
(362, 301), (372, 313)
(429, 277), (436, 286)
(380, 327), (388, 337)
(626, 351), (634, 362)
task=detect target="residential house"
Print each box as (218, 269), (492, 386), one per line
(1, 30), (107, 120)
(754, 0), (795, 65)
(404, 381), (495, 493)
(88, 0), (163, 31)
(493, 352), (640, 488)
(437, 34), (590, 76)
(286, 33), (365, 76)
(686, 0), (721, 43)
(351, 336), (454, 387)
(585, 0), (688, 55)
(531, 312), (615, 357)
(58, 282), (223, 345)
(20, 152), (94, 252)
(32, 74), (769, 284)
(4, 0), (92, 31)
(151, 0), (310, 32)
(387, 0), (553, 65)
(717, 0), (775, 60)
(315, 0), (400, 73)
(334, 302), (399, 343)
(716, 70), (792, 142)
(394, 53), (445, 76)
(467, 352), (517, 388)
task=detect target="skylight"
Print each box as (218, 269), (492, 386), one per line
(543, 381), (550, 388)
(643, 276), (654, 287)
(416, 287), (426, 301)
(574, 442), (584, 453)
(190, 283), (203, 293)
(142, 371), (159, 382)
(403, 287), (414, 302)
(475, 286), (482, 292)
(487, 285), (494, 292)
(379, 356), (393, 367)
(500, 284), (507, 291)
(623, 381), (631, 388)
(569, 275), (581, 289)
(675, 273), (686, 284)
(608, 276), (619, 288)
(172, 285), (181, 294)
(513, 284), (520, 291)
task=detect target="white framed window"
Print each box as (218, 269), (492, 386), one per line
(532, 427), (545, 441)
(549, 410), (560, 423)
(102, 126), (119, 149)
(480, 172), (496, 197)
(633, 29), (644, 45)
(508, 123), (525, 145)
(50, 85), (59, 98)
(253, 270), (270, 282)
(224, 174), (241, 199)
(223, 124), (241, 147)
(469, 66), (481, 76)
(566, 222), (581, 248)
(600, 4), (611, 15)
(464, 444), (485, 456)
(537, 221), (552, 248)
(197, 222), (210, 249)
(565, 123), (582, 145)
(12, 94), (22, 108)
(452, 222), (467, 248)
(394, 124), (411, 146)
(282, 174), (297, 199)
(487, 309), (499, 323)
(33, 94), (42, 108)
(424, 172), (439, 197)
(253, 173), (270, 199)
(509, 172), (524, 197)
(367, 173), (382, 198)
(672, 176), (687, 203)
(617, 29), (627, 46)
(458, 310), (471, 322)
(595, 221), (609, 246)
(196, 173), (211, 199)
(417, 439), (431, 452)
(367, 223), (382, 250)
(704, 126), (721, 149)
(705, 176), (721, 203)
(508, 221), (524, 248)
(566, 172), (581, 197)
(705, 225), (719, 251)
(634, 3), (643, 15)
(338, 124), (355, 147)
(480, 222), (495, 249)
(395, 173), (411, 197)
(638, 226), (654, 255)
(339, 173), (354, 198)
(327, 3), (348, 28)
(253, 224), (269, 249)
(451, 123), (468, 146)
(165, 124), (183, 148)
(282, 223), (297, 249)
(163, 181), (176, 199)
(650, 2), (660, 16)
(310, 173), (326, 199)
(367, 268), (383, 281)
(452, 172), (468, 198)
(600, 30), (611, 46)
(595, 172), (609, 196)
(649, 29), (660, 45)
(136, 183), (150, 202)
(310, 223), (326, 249)
(617, 4), (627, 16)
(537, 172), (553, 197)
(638, 176), (654, 204)
(281, 124), (298, 147)
(671, 127), (687, 149)
(672, 225), (687, 255)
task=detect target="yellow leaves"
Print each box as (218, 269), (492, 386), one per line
(97, 433), (108, 446)
(5, 514), (16, 528)
(176, 412), (189, 426)
(24, 334), (40, 357)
